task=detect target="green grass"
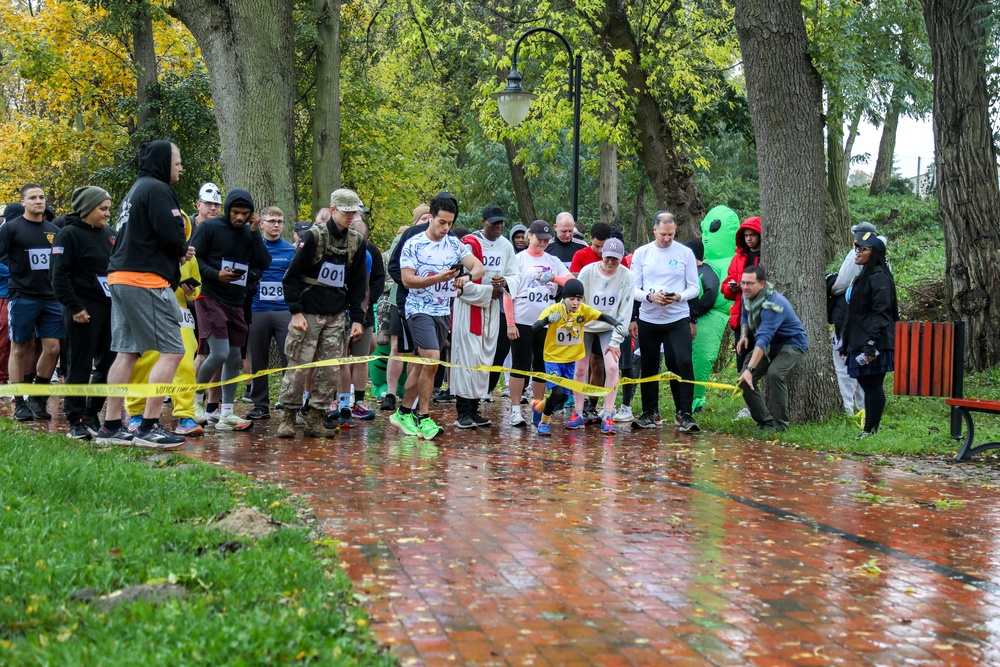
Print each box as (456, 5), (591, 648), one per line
(655, 365), (1000, 457)
(0, 424), (393, 666)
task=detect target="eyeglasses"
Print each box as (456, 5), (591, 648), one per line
(264, 219), (285, 224)
(199, 200), (221, 207)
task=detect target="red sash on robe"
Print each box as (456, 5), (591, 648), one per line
(461, 234), (484, 336)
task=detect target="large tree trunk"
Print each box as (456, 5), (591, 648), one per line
(503, 138), (537, 224)
(842, 108), (861, 184)
(630, 175), (647, 251)
(586, 0), (704, 241)
(311, 0), (342, 214)
(921, 0), (1000, 370)
(599, 141), (620, 228)
(170, 0), (298, 217)
(869, 90), (902, 195)
(132, 2), (159, 133)
(734, 0), (840, 420)
(825, 102), (851, 264)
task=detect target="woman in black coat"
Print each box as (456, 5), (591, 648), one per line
(841, 231), (898, 438)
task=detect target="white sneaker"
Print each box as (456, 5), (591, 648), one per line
(613, 405), (634, 422)
(733, 407), (752, 421)
(193, 403), (208, 425)
(205, 409), (221, 423)
(215, 412), (253, 431)
(500, 387), (510, 398)
(510, 410), (526, 428)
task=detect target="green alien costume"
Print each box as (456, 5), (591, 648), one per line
(692, 205), (740, 411)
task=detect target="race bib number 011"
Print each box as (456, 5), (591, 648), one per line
(555, 327), (579, 346)
(28, 248), (50, 270)
(258, 281), (283, 301)
(317, 261), (345, 288)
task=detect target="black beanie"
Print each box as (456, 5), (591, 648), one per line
(563, 278), (585, 299)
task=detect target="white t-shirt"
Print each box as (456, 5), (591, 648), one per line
(400, 232), (470, 317)
(578, 262), (635, 346)
(511, 251), (570, 325)
(630, 241), (700, 325)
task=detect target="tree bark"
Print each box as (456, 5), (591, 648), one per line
(631, 175), (647, 251)
(587, 0), (704, 241)
(599, 141), (620, 228)
(734, 0), (840, 420)
(170, 0), (298, 218)
(503, 138), (537, 224)
(311, 0), (342, 214)
(825, 102), (851, 264)
(132, 2), (159, 133)
(921, 0), (1000, 370)
(869, 90), (902, 195)
(842, 108), (861, 184)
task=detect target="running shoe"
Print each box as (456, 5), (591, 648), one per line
(245, 406), (270, 420)
(631, 413), (657, 429)
(379, 394), (397, 411)
(68, 420), (92, 440)
(471, 411), (492, 428)
(602, 417), (616, 435)
(205, 409), (221, 423)
(531, 399), (544, 428)
(613, 405), (634, 422)
(537, 422), (551, 436)
(677, 413), (701, 433)
(339, 407), (354, 429)
(510, 410), (526, 428)
(193, 403), (209, 425)
(132, 424), (186, 450)
(175, 418), (205, 436)
(352, 401), (376, 421)
(566, 413), (586, 430)
(127, 415), (143, 433)
(418, 415), (444, 441)
(454, 414), (477, 429)
(215, 413), (253, 432)
(733, 406), (753, 421)
(28, 396), (51, 420)
(13, 399), (34, 422)
(94, 425), (134, 445)
(390, 410), (420, 437)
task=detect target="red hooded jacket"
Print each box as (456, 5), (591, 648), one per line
(721, 216), (762, 329)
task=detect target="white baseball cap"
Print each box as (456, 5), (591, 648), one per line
(198, 182), (222, 204)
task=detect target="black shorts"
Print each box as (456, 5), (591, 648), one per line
(510, 323), (546, 380)
(389, 304), (413, 354)
(408, 313), (450, 353)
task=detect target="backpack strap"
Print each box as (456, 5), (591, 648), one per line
(300, 224), (363, 288)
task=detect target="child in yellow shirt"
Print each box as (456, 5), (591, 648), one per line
(530, 279), (626, 435)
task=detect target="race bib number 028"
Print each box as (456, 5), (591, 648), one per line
(258, 281), (283, 301)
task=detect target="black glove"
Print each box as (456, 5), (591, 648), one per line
(863, 343), (878, 358)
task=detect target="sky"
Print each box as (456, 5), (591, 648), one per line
(850, 116), (935, 180)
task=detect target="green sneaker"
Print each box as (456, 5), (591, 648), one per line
(390, 410), (420, 436)
(418, 415), (444, 441)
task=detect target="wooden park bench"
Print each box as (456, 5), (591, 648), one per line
(894, 321), (1000, 461)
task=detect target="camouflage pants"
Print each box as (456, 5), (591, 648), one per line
(278, 312), (346, 410)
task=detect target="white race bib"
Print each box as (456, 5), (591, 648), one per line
(555, 327), (579, 346)
(432, 276), (456, 299)
(525, 285), (553, 305)
(28, 248), (50, 270)
(592, 290), (617, 311)
(317, 261), (345, 288)
(221, 259), (249, 287)
(258, 281), (283, 301)
(482, 250), (503, 272)
(179, 308), (196, 329)
(97, 276), (110, 297)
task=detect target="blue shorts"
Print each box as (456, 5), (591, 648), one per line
(544, 361), (576, 390)
(8, 296), (65, 342)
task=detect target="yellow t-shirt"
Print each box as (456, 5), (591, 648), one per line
(538, 302), (604, 363)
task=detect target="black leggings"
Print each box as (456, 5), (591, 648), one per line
(63, 299), (114, 423)
(638, 318), (694, 416)
(510, 323), (545, 380)
(857, 373), (887, 433)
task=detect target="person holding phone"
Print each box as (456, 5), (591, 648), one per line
(190, 188), (271, 431)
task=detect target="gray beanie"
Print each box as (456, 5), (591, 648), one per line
(72, 186), (111, 218)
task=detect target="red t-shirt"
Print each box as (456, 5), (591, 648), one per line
(569, 246), (601, 273)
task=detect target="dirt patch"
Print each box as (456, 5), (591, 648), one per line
(208, 507), (281, 539)
(855, 451), (1000, 486)
(91, 583), (189, 610)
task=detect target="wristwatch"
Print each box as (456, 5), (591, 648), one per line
(747, 366), (757, 374)
(646, 292), (654, 302)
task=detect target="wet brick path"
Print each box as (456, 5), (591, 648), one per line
(16, 398), (1000, 665)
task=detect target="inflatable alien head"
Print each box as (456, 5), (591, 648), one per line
(701, 205), (740, 261)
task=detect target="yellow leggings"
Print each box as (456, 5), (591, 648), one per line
(124, 327), (198, 419)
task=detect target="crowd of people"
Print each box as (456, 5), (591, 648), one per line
(0, 139), (899, 449)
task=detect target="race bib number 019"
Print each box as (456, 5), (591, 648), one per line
(28, 248), (50, 270)
(258, 281), (283, 301)
(317, 261), (345, 288)
(592, 291), (617, 310)
(555, 327), (579, 346)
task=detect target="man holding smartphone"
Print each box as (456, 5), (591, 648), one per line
(629, 210), (701, 432)
(190, 188), (271, 431)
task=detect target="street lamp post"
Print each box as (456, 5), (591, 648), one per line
(493, 28), (582, 221)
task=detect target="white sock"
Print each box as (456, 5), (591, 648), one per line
(221, 403), (233, 417)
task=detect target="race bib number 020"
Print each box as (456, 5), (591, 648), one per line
(482, 251), (503, 271)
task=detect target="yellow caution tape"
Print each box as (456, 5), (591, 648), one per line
(0, 355), (740, 399)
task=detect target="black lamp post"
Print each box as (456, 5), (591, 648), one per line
(492, 28), (582, 221)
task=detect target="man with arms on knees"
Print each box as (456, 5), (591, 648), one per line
(245, 207), (295, 420)
(393, 193), (484, 440)
(629, 210), (701, 433)
(736, 265), (808, 432)
(0, 185), (63, 421)
(191, 189), (271, 430)
(275, 188), (367, 439)
(95, 140), (194, 448)
(547, 211), (587, 268)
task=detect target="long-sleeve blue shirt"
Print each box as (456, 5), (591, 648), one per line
(0, 262), (9, 299)
(741, 290), (809, 353)
(252, 237), (296, 312)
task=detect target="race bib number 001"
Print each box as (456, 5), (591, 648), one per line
(317, 261), (345, 288)
(258, 281), (283, 301)
(28, 248), (50, 270)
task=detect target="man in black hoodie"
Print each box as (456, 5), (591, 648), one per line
(190, 188), (271, 431)
(95, 140), (195, 450)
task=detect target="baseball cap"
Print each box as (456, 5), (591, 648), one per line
(854, 230), (886, 254)
(330, 188), (364, 212)
(527, 219), (552, 240)
(482, 204), (506, 224)
(602, 238), (625, 260)
(293, 220), (312, 234)
(199, 182), (222, 204)
(851, 221), (877, 235)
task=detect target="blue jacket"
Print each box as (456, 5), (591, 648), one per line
(742, 290), (808, 353)
(0, 262), (9, 299)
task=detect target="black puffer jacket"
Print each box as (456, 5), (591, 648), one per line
(841, 263), (898, 353)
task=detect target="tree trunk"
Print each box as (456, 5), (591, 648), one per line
(599, 141), (620, 228)
(311, 0), (342, 214)
(734, 0), (840, 420)
(132, 2), (159, 133)
(504, 138), (537, 224)
(825, 101), (851, 264)
(869, 90), (902, 195)
(842, 108), (861, 184)
(921, 0), (1000, 370)
(170, 0), (298, 217)
(586, 0), (704, 241)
